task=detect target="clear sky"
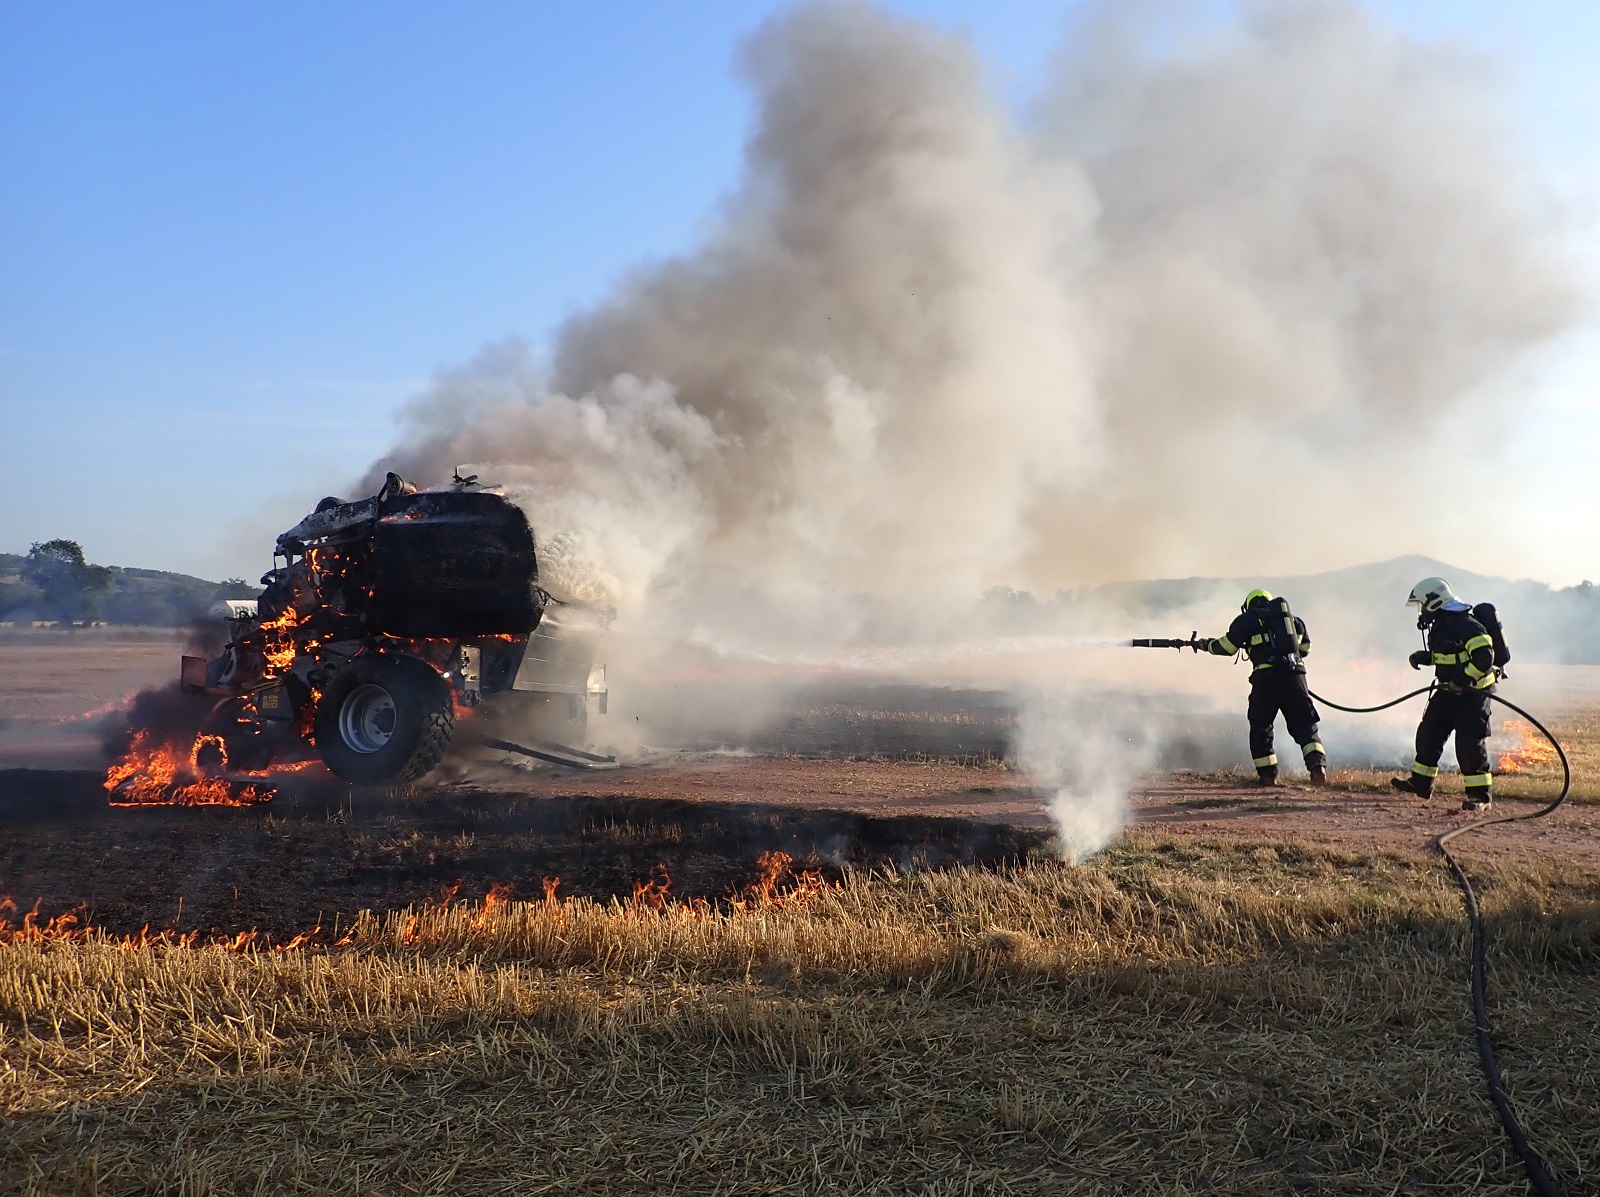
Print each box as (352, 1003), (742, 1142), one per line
(3, 1), (1596, 585)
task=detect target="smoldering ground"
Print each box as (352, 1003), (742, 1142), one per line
(344, 0), (1575, 851)
(0, 766), (1047, 937)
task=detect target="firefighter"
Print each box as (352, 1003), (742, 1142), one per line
(1197, 590), (1328, 786)
(1390, 577), (1497, 811)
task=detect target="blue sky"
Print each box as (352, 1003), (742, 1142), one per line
(2, 1), (1596, 584)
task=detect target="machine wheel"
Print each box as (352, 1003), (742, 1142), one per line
(194, 697), (277, 773)
(314, 657), (454, 785)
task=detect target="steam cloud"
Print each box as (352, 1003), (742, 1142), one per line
(361, 0), (1575, 853)
(1015, 696), (1156, 863)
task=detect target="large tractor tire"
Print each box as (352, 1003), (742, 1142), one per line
(314, 656), (453, 785)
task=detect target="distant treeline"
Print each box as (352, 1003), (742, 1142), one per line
(0, 541), (258, 627)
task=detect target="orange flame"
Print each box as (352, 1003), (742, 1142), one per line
(473, 882), (514, 928)
(103, 729), (271, 807)
(259, 604), (302, 674)
(241, 758), (320, 776)
(0, 897), (85, 944)
(629, 864), (672, 910)
(1497, 718), (1558, 774)
(730, 850), (836, 910)
(0, 896), (327, 951)
(275, 926), (322, 952)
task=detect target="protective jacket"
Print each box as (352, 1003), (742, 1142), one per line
(1205, 609), (1311, 674)
(1425, 607), (1497, 692)
(1200, 599), (1323, 779)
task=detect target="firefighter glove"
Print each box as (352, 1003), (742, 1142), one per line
(1194, 638), (1213, 654)
(1408, 650), (1431, 670)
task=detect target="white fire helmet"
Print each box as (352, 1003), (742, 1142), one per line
(1406, 577), (1457, 613)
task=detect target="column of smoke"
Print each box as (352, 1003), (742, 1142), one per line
(1015, 697), (1159, 863)
(363, 1), (1573, 851)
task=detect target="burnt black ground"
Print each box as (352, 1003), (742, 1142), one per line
(0, 768), (1048, 939)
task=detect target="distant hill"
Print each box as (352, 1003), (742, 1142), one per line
(980, 556), (1600, 664)
(0, 552), (258, 627)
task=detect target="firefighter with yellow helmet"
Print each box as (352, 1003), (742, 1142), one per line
(1196, 589), (1328, 786)
(1391, 577), (1500, 811)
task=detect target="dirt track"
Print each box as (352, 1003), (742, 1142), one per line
(458, 751), (1600, 869)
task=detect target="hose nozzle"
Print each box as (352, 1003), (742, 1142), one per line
(1130, 632), (1204, 652)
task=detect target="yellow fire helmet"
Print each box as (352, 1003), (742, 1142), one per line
(1241, 588), (1274, 612)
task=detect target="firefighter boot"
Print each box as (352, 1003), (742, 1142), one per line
(1461, 787), (1493, 813)
(1256, 766), (1279, 787)
(1390, 774), (1433, 799)
(1304, 744), (1328, 787)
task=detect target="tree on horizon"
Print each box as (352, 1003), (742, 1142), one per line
(20, 539), (114, 623)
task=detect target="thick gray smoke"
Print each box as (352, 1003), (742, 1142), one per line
(368, 0), (1573, 645)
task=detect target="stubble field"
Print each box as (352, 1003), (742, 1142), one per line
(1, 631), (1596, 1194)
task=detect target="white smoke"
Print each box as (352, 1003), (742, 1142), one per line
(369, 0), (1571, 636)
(1014, 695), (1157, 862)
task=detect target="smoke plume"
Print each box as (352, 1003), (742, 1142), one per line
(369, 0), (1571, 639)
(1015, 694), (1158, 862)
(360, 0), (1575, 838)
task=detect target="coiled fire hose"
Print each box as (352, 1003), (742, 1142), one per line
(1309, 684), (1572, 1197)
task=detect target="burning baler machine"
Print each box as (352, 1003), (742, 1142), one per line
(181, 472), (612, 785)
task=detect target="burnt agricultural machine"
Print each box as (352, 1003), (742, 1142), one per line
(182, 472), (611, 785)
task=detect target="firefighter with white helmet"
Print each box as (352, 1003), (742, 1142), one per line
(1196, 589), (1328, 786)
(1392, 577), (1500, 811)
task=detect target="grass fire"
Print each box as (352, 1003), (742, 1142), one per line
(2, 831), (1597, 1195)
(1498, 717), (1562, 775)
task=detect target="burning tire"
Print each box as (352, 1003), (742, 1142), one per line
(314, 657), (453, 785)
(194, 697), (278, 774)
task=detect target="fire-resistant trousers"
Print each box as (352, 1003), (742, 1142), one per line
(1406, 687), (1494, 800)
(1246, 669), (1325, 779)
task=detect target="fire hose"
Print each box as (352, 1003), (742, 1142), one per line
(1132, 636), (1573, 1191)
(1306, 683), (1571, 1197)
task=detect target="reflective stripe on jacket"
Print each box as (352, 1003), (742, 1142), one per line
(1426, 609), (1496, 690)
(1209, 609), (1311, 672)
